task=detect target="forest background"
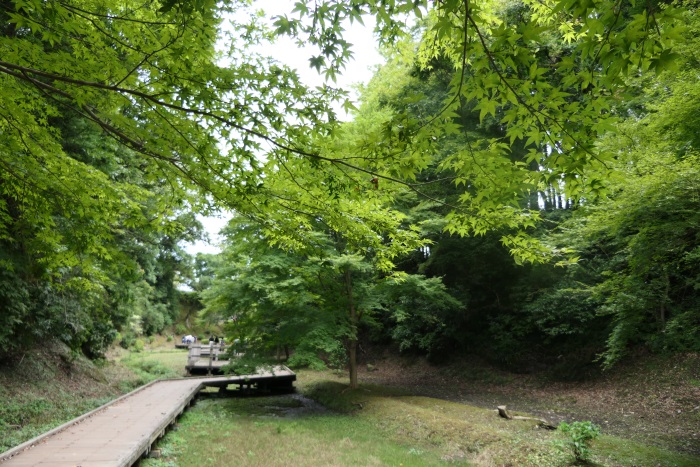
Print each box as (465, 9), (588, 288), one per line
(0, 0), (699, 390)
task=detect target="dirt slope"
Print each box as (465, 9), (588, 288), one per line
(358, 350), (700, 455)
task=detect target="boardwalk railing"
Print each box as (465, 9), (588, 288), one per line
(186, 342), (228, 375)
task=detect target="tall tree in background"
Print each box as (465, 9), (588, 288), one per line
(528, 5), (700, 366)
(204, 213), (461, 388)
(480, 2), (700, 370)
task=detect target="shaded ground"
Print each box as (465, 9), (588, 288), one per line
(357, 349), (700, 456)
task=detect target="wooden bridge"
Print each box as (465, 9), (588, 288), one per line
(0, 367), (295, 466)
(184, 343), (236, 375)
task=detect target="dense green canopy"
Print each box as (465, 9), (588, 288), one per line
(1, 0), (696, 373)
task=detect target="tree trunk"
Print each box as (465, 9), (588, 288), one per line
(345, 268), (358, 389)
(496, 405), (556, 429)
(659, 269), (670, 329)
(349, 337), (358, 389)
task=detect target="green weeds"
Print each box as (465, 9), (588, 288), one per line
(558, 421), (601, 462)
(119, 350), (186, 382)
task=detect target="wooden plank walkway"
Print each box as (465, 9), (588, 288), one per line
(186, 358), (229, 374)
(184, 343), (232, 375)
(0, 368), (295, 466)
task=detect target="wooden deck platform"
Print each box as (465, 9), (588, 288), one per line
(0, 367), (295, 466)
(184, 343), (233, 375)
(186, 358), (230, 375)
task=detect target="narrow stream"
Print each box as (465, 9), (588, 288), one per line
(198, 390), (331, 418)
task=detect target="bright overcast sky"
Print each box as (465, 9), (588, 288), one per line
(184, 2), (384, 256)
(260, 1), (384, 102)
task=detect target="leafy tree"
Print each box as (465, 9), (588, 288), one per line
(275, 0), (685, 261)
(377, 274), (463, 358)
(2, 0), (685, 269)
(204, 214), (461, 388)
(0, 103), (203, 355)
(0, 0), (694, 366)
(516, 5), (700, 367)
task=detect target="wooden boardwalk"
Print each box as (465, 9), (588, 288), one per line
(0, 368), (295, 466)
(184, 343), (233, 375)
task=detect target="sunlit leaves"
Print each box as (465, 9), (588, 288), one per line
(273, 0), (686, 261)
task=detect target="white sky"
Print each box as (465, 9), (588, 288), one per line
(184, 1), (384, 256)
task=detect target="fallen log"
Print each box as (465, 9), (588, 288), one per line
(496, 405), (557, 430)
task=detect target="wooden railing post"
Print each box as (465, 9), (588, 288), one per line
(207, 341), (213, 376)
(187, 345), (201, 375)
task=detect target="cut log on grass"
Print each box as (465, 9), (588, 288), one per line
(496, 405), (557, 430)
(497, 405), (512, 419)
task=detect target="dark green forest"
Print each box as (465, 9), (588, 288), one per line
(1, 0), (698, 386)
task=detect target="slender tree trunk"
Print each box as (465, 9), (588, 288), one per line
(659, 269), (670, 329)
(349, 337), (358, 389)
(345, 268), (358, 389)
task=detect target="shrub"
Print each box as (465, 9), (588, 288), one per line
(287, 350), (327, 370)
(559, 420), (601, 462)
(141, 307), (166, 336)
(132, 339), (145, 353)
(119, 333), (135, 350)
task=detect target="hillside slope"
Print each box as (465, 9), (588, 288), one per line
(0, 340), (145, 452)
(357, 350), (700, 455)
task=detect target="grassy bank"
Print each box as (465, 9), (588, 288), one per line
(1, 341), (121, 452)
(143, 370), (699, 466)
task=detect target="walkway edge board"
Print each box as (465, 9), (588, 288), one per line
(0, 379), (161, 463)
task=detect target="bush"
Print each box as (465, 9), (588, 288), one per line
(559, 420), (601, 462)
(132, 339), (145, 353)
(287, 350), (327, 371)
(80, 320), (118, 360)
(324, 341), (348, 370)
(119, 333), (135, 350)
(141, 306), (166, 336)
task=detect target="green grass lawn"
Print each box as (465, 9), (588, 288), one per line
(141, 372), (700, 466)
(144, 396), (453, 466)
(122, 349), (189, 377)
